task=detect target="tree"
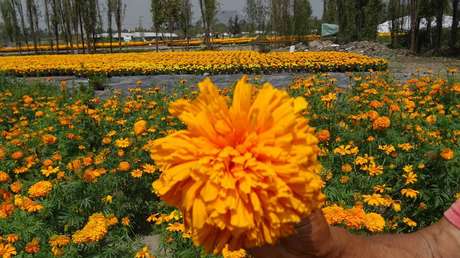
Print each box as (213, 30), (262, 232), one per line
(409, 0), (417, 53)
(363, 0), (383, 40)
(107, 0), (116, 52)
(199, 0), (219, 49)
(433, 0), (447, 52)
(114, 0), (125, 50)
(246, 0), (257, 33)
(229, 15), (242, 35)
(0, 0), (20, 49)
(151, 0), (166, 52)
(323, 0), (337, 24)
(451, 0), (459, 49)
(294, 0), (312, 36)
(26, 0), (39, 52)
(178, 0), (192, 49)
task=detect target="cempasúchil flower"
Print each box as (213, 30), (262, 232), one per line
(150, 77), (324, 253)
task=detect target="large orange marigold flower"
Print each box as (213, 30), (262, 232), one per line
(372, 116), (391, 130)
(149, 77), (324, 253)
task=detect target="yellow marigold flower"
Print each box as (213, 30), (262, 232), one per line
(0, 172), (10, 183)
(103, 195), (113, 204)
(403, 165), (413, 173)
(364, 213), (385, 232)
(440, 148), (454, 160)
(49, 235), (71, 248)
(118, 161), (131, 172)
(131, 169), (143, 178)
(25, 238), (40, 254)
(222, 245), (247, 258)
(41, 166), (60, 177)
(142, 164), (157, 174)
(366, 162), (384, 176)
(72, 213), (111, 244)
(134, 120), (148, 136)
(403, 172), (417, 185)
(363, 194), (387, 207)
(372, 116), (391, 130)
(455, 192), (460, 200)
(167, 222), (185, 233)
(0, 242), (17, 258)
(401, 188), (419, 199)
(150, 77), (324, 253)
(115, 138), (131, 148)
(135, 246), (154, 258)
(392, 201), (402, 212)
(403, 217), (417, 227)
(28, 181), (53, 198)
(378, 144), (395, 155)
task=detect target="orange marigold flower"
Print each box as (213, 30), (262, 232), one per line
(118, 161), (131, 171)
(316, 129), (330, 143)
(25, 238), (40, 254)
(0, 202), (15, 219)
(0, 172), (10, 183)
(372, 116), (391, 130)
(10, 181), (22, 193)
(440, 148), (454, 160)
(42, 134), (57, 144)
(341, 163), (353, 173)
(28, 181), (53, 198)
(150, 77), (324, 253)
(6, 234), (19, 243)
(11, 151), (24, 160)
(134, 120), (148, 136)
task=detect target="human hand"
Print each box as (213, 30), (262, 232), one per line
(249, 210), (339, 258)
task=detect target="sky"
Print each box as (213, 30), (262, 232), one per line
(124, 0), (323, 29)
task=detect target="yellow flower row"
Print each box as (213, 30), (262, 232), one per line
(0, 51), (387, 76)
(0, 35), (321, 52)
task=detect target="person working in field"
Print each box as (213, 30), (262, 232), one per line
(251, 200), (460, 258)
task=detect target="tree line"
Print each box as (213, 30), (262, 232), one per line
(323, 0), (459, 53)
(1, 0), (457, 54)
(0, 0), (125, 53)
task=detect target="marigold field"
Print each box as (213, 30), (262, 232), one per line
(0, 71), (459, 258)
(0, 51), (387, 76)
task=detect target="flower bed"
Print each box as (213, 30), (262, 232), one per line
(0, 51), (387, 76)
(0, 72), (458, 257)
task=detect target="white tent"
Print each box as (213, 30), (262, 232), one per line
(378, 16), (458, 33)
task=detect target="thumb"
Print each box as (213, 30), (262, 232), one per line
(281, 209), (334, 257)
